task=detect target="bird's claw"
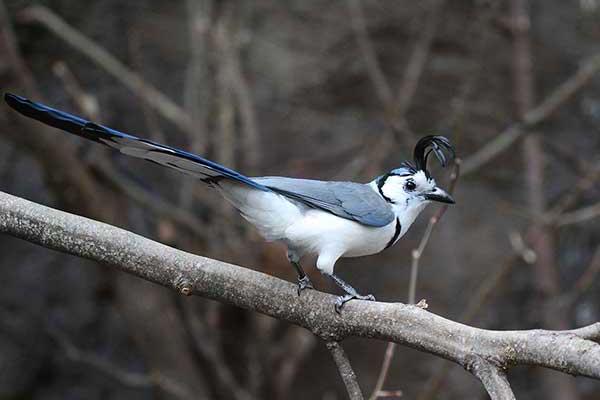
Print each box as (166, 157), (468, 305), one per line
(334, 293), (376, 314)
(362, 294), (376, 302)
(297, 275), (313, 296)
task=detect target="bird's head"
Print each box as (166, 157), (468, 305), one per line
(373, 136), (455, 221)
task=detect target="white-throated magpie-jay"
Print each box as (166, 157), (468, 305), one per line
(4, 93), (455, 312)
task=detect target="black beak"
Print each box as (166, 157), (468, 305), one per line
(424, 187), (455, 204)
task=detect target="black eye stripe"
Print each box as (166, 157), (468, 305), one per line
(405, 179), (417, 191)
(376, 174), (395, 203)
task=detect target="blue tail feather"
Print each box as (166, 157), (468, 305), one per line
(4, 93), (270, 192)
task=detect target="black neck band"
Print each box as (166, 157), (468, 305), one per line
(384, 218), (402, 249)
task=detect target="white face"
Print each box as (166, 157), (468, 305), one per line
(380, 170), (436, 209)
(375, 170), (454, 234)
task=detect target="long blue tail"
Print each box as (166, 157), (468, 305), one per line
(4, 93), (269, 191)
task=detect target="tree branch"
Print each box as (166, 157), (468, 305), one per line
(467, 356), (515, 400)
(18, 5), (195, 134)
(347, 0), (393, 106)
(462, 52), (600, 175)
(326, 342), (364, 400)
(557, 202), (600, 226)
(1, 190), (600, 389)
(48, 326), (196, 400)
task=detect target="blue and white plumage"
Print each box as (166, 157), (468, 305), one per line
(4, 93), (455, 312)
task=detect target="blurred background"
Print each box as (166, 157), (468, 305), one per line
(0, 0), (599, 399)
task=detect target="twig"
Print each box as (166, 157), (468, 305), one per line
(510, 0), (560, 293)
(418, 162), (600, 399)
(545, 161), (600, 221)
(127, 27), (167, 143)
(0, 0), (37, 94)
(347, 0), (445, 156)
(274, 327), (317, 398)
(19, 5), (195, 134)
(214, 9), (236, 170)
(367, 341), (399, 400)
(98, 160), (210, 240)
(443, 0), (500, 142)
(184, 0), (211, 155)
(212, 8), (238, 222)
(369, 160), (461, 400)
(47, 325), (196, 400)
(345, 0), (401, 174)
(417, 174), (600, 400)
(557, 202), (600, 226)
(326, 342), (364, 400)
(52, 61), (100, 120)
(1, 190), (600, 392)
(373, 390), (403, 398)
(408, 221), (435, 305)
(347, 0), (393, 106)
(245, 314), (270, 398)
(50, 60), (108, 171)
(561, 246), (600, 306)
(466, 254), (520, 322)
(417, 256), (520, 400)
(50, 75), (212, 241)
(177, 299), (254, 400)
(1, 5), (115, 220)
(3, 9), (221, 396)
(511, 3), (573, 399)
(217, 12), (261, 172)
(467, 357), (516, 400)
(180, 0), (213, 209)
(462, 52), (600, 175)
(410, 159), (461, 303)
(508, 231), (537, 264)
(392, 0), (445, 123)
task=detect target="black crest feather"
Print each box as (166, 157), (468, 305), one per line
(412, 135), (455, 177)
(376, 136), (455, 193)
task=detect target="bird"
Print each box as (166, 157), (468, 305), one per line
(4, 92), (456, 312)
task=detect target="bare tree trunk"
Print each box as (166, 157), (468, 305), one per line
(510, 1), (579, 398)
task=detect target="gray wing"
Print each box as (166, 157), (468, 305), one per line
(252, 177), (394, 227)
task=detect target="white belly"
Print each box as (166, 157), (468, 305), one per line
(217, 182), (398, 257)
(284, 209), (397, 258)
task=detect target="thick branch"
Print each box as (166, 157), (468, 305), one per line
(1, 190), (600, 381)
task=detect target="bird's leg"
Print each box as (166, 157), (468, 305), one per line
(287, 251), (313, 296)
(291, 261), (314, 295)
(324, 273), (375, 313)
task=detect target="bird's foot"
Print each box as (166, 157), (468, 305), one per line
(334, 293), (376, 314)
(297, 275), (314, 296)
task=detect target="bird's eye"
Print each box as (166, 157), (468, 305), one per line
(405, 179), (416, 191)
